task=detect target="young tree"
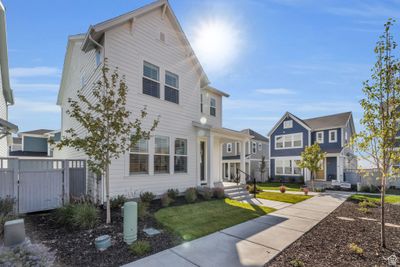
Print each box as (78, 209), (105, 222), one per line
(352, 19), (400, 248)
(54, 61), (159, 224)
(298, 143), (326, 192)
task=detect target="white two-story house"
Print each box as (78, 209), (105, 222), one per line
(55, 0), (252, 201)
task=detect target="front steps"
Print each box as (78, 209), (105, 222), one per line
(223, 184), (251, 201)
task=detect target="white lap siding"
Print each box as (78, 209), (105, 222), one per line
(0, 70), (8, 157)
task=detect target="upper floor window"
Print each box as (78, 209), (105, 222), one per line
(283, 120), (293, 129)
(143, 61), (160, 98)
(275, 133), (302, 149)
(95, 49), (102, 67)
(316, 131), (324, 144)
(227, 143), (232, 153)
(200, 94), (204, 113)
(329, 130), (337, 143)
(174, 138), (187, 173)
(210, 98), (216, 117)
(165, 71), (179, 104)
(129, 138), (149, 174)
(154, 136), (169, 173)
(258, 143), (262, 151)
(252, 142), (257, 154)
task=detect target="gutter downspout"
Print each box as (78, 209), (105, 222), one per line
(0, 1), (14, 105)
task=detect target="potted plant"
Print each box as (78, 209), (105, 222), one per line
(279, 185), (286, 193)
(303, 187), (309, 196)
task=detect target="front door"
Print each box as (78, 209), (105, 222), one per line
(200, 141), (206, 185)
(316, 159), (325, 180)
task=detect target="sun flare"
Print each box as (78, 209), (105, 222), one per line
(192, 19), (240, 72)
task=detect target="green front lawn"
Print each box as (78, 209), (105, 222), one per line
(257, 182), (302, 192)
(257, 191), (312, 204)
(349, 194), (400, 204)
(154, 198), (275, 241)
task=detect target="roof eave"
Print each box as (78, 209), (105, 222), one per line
(0, 2), (14, 105)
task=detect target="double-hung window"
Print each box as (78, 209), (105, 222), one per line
(143, 61), (160, 98)
(329, 130), (337, 143)
(275, 159), (302, 176)
(252, 142), (257, 153)
(154, 136), (169, 173)
(316, 131), (324, 144)
(200, 94), (204, 113)
(210, 98), (216, 116)
(275, 133), (302, 149)
(165, 71), (179, 104)
(129, 138), (149, 174)
(174, 138), (187, 173)
(227, 143), (232, 153)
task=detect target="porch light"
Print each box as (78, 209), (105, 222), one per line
(200, 116), (207, 125)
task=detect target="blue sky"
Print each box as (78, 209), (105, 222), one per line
(3, 0), (399, 134)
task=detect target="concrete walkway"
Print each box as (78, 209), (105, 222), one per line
(262, 189), (319, 196)
(239, 197), (292, 210)
(124, 192), (351, 267)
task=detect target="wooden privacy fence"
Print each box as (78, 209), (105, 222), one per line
(0, 158), (86, 214)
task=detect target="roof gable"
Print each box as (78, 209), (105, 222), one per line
(268, 112), (311, 137)
(241, 129), (269, 142)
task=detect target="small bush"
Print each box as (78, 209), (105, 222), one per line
(138, 201), (149, 220)
(110, 195), (127, 209)
(213, 187), (225, 199)
(280, 185), (286, 193)
(315, 188), (325, 193)
(130, 240), (152, 256)
(246, 184), (261, 194)
(161, 193), (172, 207)
(0, 196), (15, 215)
(198, 187), (213, 200)
(348, 243), (363, 255)
(71, 203), (98, 229)
(359, 200), (377, 209)
(357, 207), (370, 213)
(289, 259), (305, 267)
(185, 187), (197, 203)
(54, 204), (75, 226)
(166, 188), (179, 200)
(140, 191), (155, 203)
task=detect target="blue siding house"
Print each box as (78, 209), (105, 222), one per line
(9, 129), (60, 157)
(268, 112), (357, 183)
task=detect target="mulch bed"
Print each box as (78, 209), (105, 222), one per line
(23, 199), (184, 267)
(266, 200), (400, 267)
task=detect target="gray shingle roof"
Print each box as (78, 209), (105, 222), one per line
(21, 129), (54, 135)
(303, 112), (352, 130)
(241, 129), (269, 142)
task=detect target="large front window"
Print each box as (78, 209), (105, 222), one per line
(143, 61), (160, 98)
(154, 136), (170, 173)
(275, 133), (303, 149)
(129, 138), (149, 174)
(174, 138), (187, 173)
(275, 159), (302, 176)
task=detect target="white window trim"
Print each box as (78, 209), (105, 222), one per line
(154, 135), (170, 174)
(165, 71), (179, 89)
(129, 138), (149, 175)
(227, 143), (232, 153)
(329, 130), (337, 143)
(143, 61), (160, 83)
(283, 120), (293, 129)
(174, 138), (187, 173)
(274, 133), (303, 150)
(210, 97), (216, 117)
(274, 158), (302, 176)
(316, 131), (324, 144)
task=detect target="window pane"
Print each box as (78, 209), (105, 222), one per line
(210, 98), (216, 107)
(293, 134), (302, 147)
(143, 62), (159, 80)
(175, 138), (187, 155)
(174, 156), (187, 173)
(276, 167), (283, 174)
(165, 86), (179, 104)
(284, 135), (292, 148)
(155, 136), (169, 154)
(154, 155), (169, 173)
(210, 107), (216, 116)
(129, 154), (149, 174)
(131, 138), (148, 153)
(293, 160), (301, 175)
(276, 136), (283, 148)
(165, 71), (178, 88)
(143, 78), (160, 98)
(284, 160), (292, 174)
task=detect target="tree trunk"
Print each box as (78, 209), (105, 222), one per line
(381, 174), (386, 248)
(106, 163), (111, 224)
(311, 171), (315, 192)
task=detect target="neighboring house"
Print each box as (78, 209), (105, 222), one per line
(0, 1), (18, 157)
(9, 129), (60, 157)
(268, 111), (357, 184)
(54, 0), (252, 201)
(222, 129), (269, 182)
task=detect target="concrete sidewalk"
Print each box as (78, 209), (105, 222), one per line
(262, 189), (319, 196)
(124, 192), (351, 267)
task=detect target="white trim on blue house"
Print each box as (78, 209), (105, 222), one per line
(267, 112), (311, 137)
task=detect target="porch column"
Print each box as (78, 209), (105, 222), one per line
(240, 140), (246, 183)
(208, 133), (214, 186)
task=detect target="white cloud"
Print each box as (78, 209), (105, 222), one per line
(10, 67), (61, 78)
(12, 83), (59, 91)
(10, 98), (59, 113)
(255, 88), (296, 95)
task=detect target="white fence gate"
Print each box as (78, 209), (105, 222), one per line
(0, 158), (86, 214)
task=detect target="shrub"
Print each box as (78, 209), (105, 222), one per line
(359, 200), (377, 209)
(185, 187), (197, 203)
(0, 196), (15, 216)
(161, 193), (172, 207)
(71, 203), (98, 229)
(357, 207), (370, 213)
(246, 184), (261, 194)
(54, 204), (75, 226)
(213, 187), (225, 199)
(138, 201), (149, 220)
(110, 195), (127, 209)
(166, 188), (179, 200)
(140, 191), (155, 203)
(201, 187), (213, 200)
(315, 188), (325, 193)
(289, 259), (305, 267)
(348, 243), (363, 255)
(130, 240), (152, 256)
(280, 185), (286, 193)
